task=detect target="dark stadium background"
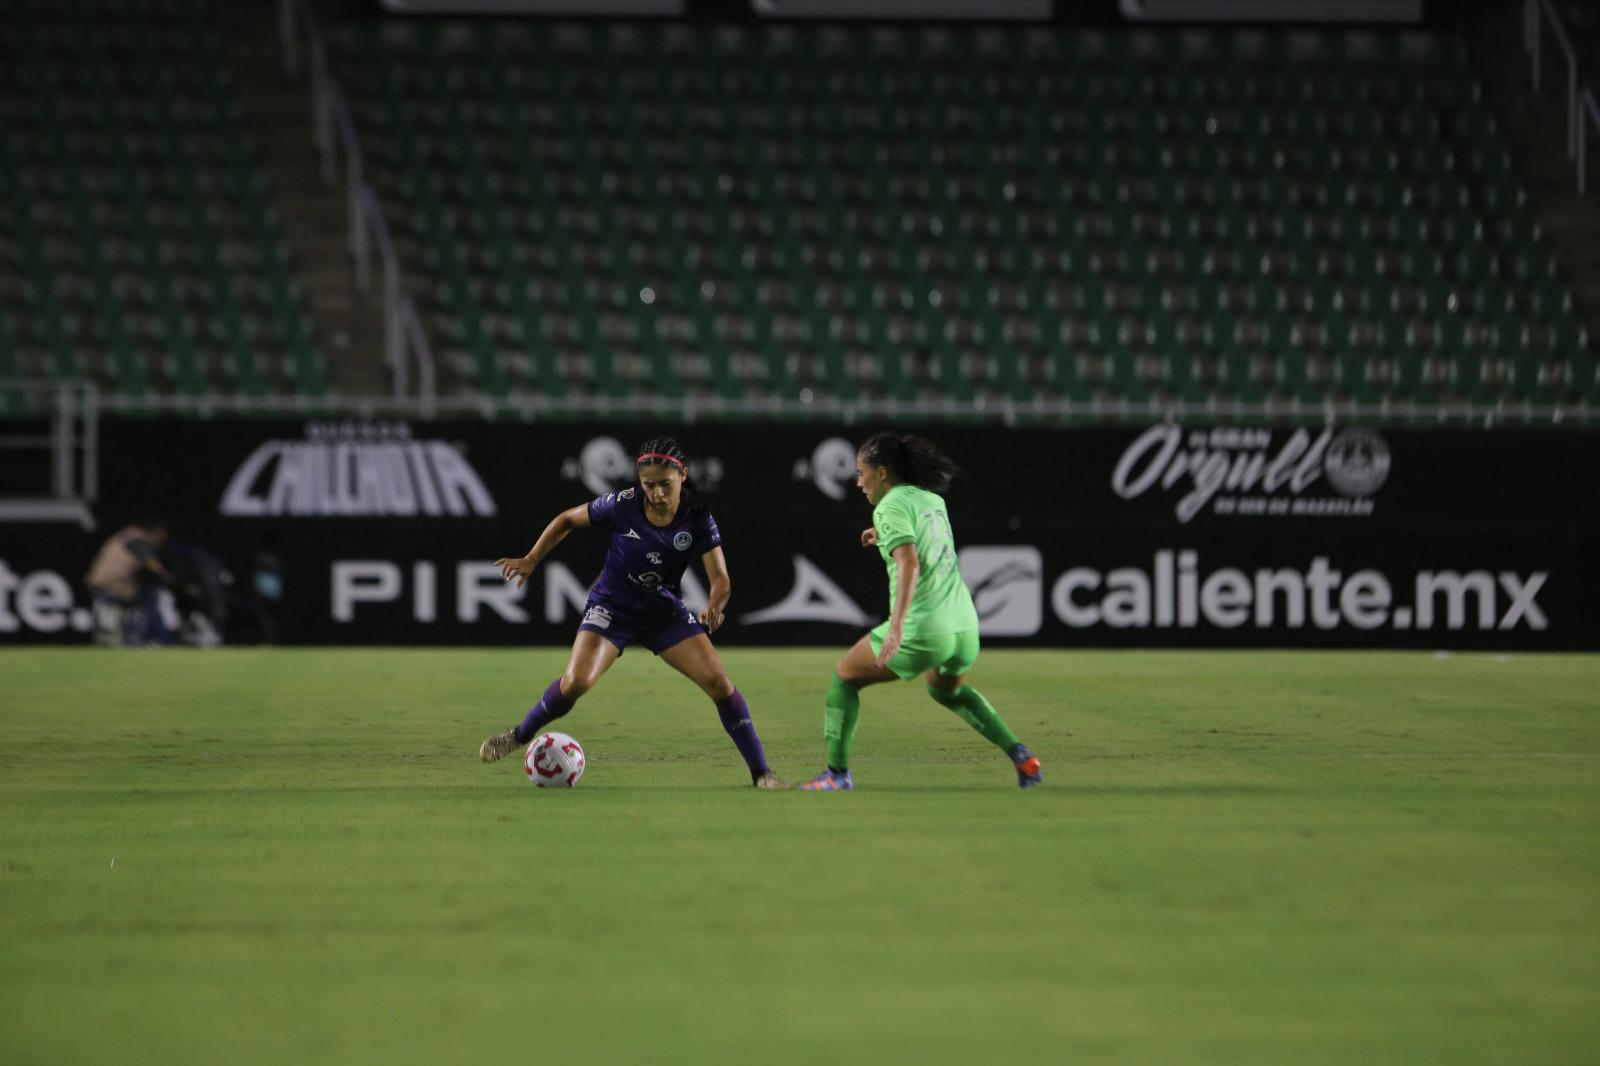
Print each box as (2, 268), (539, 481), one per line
(2, 0), (1596, 650)
(3, 8), (1599, 1066)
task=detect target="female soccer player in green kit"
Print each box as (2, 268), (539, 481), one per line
(800, 432), (1042, 791)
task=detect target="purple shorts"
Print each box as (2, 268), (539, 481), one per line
(577, 597), (707, 655)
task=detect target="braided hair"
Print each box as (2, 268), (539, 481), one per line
(858, 432), (960, 492)
(635, 435), (702, 510)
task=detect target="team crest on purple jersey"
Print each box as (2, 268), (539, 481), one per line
(586, 488), (721, 616)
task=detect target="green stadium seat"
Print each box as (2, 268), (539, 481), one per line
(319, 20), (1594, 415)
(1, 1), (326, 402)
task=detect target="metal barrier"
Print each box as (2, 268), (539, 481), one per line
(1581, 87), (1600, 194)
(0, 381), (98, 528)
(400, 296), (438, 417)
(84, 388), (1597, 429)
(1526, 0), (1580, 159)
(1524, 0), (1600, 198)
(277, 0), (437, 404)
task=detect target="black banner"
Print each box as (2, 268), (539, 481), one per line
(2, 418), (1596, 648)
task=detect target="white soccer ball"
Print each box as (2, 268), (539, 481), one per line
(524, 732), (586, 788)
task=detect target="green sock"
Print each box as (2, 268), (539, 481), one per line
(927, 684), (1020, 752)
(823, 673), (861, 770)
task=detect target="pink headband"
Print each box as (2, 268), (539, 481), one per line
(637, 452), (685, 470)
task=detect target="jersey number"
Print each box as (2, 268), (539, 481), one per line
(919, 509), (956, 576)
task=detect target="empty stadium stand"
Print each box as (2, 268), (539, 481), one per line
(331, 20), (1596, 419)
(0, 0), (329, 412)
(2, 7), (1594, 422)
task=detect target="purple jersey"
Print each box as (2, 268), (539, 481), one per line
(586, 487), (721, 617)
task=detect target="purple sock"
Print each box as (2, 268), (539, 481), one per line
(514, 678), (576, 743)
(716, 689), (770, 779)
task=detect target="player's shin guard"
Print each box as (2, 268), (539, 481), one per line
(715, 689), (770, 779)
(926, 684), (1020, 752)
(514, 678), (577, 743)
(823, 673), (862, 771)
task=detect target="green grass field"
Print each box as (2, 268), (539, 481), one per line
(1, 648), (1597, 1066)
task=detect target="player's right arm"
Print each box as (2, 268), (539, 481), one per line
(496, 504), (592, 589)
(874, 542), (920, 667)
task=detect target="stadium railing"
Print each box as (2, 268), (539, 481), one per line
(0, 380), (98, 529)
(278, 0), (438, 410)
(1581, 87), (1600, 194)
(1526, 0), (1592, 189)
(64, 390), (1596, 428)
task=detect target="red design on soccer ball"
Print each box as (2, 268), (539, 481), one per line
(532, 737), (563, 779)
(525, 732), (585, 787)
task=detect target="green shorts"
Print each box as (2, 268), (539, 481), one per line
(868, 624), (981, 681)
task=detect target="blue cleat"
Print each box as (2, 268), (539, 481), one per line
(799, 769), (854, 791)
(1009, 744), (1042, 788)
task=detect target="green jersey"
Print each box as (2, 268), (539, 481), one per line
(872, 484), (979, 638)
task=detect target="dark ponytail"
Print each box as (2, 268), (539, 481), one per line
(635, 435), (702, 509)
(858, 432), (959, 492)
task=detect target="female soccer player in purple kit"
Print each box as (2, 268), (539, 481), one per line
(478, 437), (788, 789)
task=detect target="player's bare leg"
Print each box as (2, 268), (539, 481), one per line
(658, 632), (735, 700)
(835, 633), (901, 687)
(659, 635), (787, 788)
(480, 631), (621, 762)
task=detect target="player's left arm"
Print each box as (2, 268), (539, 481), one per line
(876, 542), (920, 667)
(699, 545), (732, 634)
